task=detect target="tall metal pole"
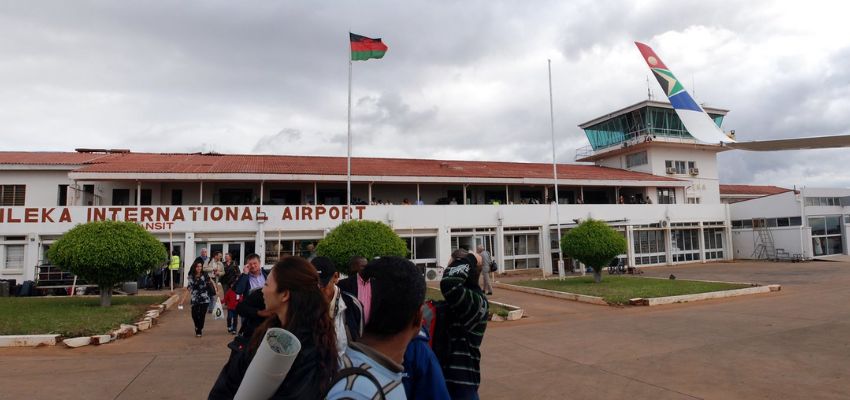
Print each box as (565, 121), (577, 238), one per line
(346, 58), (353, 215)
(549, 59), (566, 279)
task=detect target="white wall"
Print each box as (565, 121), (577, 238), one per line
(0, 170), (75, 207)
(730, 191), (801, 220)
(731, 226), (809, 259)
(0, 203), (730, 281)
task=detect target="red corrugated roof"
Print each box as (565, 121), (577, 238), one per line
(0, 151), (110, 165)
(719, 184), (791, 195)
(0, 151), (683, 182)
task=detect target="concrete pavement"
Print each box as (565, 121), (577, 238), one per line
(1, 260), (849, 399)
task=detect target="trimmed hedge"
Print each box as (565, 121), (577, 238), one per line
(561, 219), (627, 282)
(315, 220), (408, 275)
(47, 221), (168, 305)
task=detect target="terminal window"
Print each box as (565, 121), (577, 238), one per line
(0, 185), (25, 206)
(626, 151), (647, 168)
(657, 188), (676, 204)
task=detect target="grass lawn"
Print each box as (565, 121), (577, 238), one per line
(426, 287), (512, 318)
(515, 276), (750, 305)
(0, 295), (168, 337)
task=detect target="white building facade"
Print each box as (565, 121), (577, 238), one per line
(730, 188), (850, 260)
(0, 145), (734, 286)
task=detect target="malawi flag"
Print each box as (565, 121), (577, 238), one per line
(350, 33), (388, 61)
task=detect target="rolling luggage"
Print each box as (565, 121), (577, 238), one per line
(20, 280), (35, 296)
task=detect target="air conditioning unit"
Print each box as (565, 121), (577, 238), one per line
(689, 168), (699, 175)
(665, 167), (676, 174)
(425, 267), (444, 282)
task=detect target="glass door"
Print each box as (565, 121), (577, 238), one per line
(208, 242), (245, 265)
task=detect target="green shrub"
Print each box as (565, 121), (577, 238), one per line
(315, 220), (408, 275)
(561, 219), (627, 283)
(47, 221), (168, 306)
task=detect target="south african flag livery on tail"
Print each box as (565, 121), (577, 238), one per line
(635, 41), (850, 151)
(635, 41), (734, 144)
(350, 33), (388, 61)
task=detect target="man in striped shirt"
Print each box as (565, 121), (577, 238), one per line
(440, 250), (489, 399)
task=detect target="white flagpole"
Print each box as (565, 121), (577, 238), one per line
(347, 46), (353, 216)
(549, 59), (566, 279)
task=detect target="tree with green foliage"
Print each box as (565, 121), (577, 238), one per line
(47, 221), (168, 306)
(315, 220), (408, 275)
(561, 219), (627, 283)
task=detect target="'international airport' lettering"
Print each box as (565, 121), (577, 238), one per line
(0, 205), (365, 230)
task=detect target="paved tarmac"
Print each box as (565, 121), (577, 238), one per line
(1, 260), (849, 399)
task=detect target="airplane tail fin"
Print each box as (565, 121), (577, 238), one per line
(635, 42), (735, 144)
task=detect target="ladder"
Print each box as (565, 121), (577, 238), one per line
(751, 221), (777, 260)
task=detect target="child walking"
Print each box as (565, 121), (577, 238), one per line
(223, 287), (240, 334)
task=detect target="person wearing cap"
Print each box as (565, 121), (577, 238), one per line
(440, 249), (489, 400)
(312, 256), (364, 355)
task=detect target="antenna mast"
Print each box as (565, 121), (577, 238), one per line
(646, 75), (653, 100)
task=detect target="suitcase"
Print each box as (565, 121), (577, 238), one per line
(20, 280), (35, 296)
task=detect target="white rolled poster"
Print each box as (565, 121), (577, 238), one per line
(234, 327), (302, 400)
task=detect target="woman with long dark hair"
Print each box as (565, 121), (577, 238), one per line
(181, 261), (212, 337)
(209, 256), (338, 399)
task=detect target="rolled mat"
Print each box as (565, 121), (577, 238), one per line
(234, 327), (302, 400)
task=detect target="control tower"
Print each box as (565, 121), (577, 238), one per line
(576, 100), (731, 204)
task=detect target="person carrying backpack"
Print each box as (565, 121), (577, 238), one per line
(324, 256), (425, 400)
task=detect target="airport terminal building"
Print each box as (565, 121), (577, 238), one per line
(1, 100), (846, 285)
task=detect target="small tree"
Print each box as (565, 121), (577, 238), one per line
(561, 219), (627, 283)
(315, 220), (408, 275)
(47, 221), (168, 306)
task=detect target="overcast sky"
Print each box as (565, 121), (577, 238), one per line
(1, 0), (849, 188)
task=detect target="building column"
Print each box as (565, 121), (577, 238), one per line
(725, 225), (734, 261)
(505, 185), (509, 204)
(199, 182), (204, 204)
(463, 184), (468, 205)
(259, 181), (264, 206)
(255, 228), (266, 266)
(437, 227), (453, 269)
(544, 186), (549, 203)
(25, 234), (40, 281)
(368, 182), (373, 204)
(416, 184), (420, 203)
(699, 222), (706, 263)
(313, 182), (318, 205)
(666, 226), (674, 265)
(183, 232), (195, 287)
(542, 225), (554, 276)
(495, 225), (505, 274)
(626, 225), (636, 268)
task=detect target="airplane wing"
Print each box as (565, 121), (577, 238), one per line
(723, 134), (850, 151)
(635, 41), (850, 151)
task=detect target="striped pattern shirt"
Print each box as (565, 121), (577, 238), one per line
(440, 258), (489, 387)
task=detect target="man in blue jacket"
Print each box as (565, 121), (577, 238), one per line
(402, 327), (450, 400)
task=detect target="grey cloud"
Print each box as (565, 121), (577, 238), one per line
(1, 0), (849, 190)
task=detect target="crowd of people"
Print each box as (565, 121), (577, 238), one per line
(179, 246), (493, 399)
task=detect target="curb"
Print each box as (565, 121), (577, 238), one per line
(494, 282), (608, 305)
(494, 281), (781, 307)
(488, 300), (524, 321)
(629, 284), (781, 306)
(0, 334), (60, 347)
(0, 294), (179, 348)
